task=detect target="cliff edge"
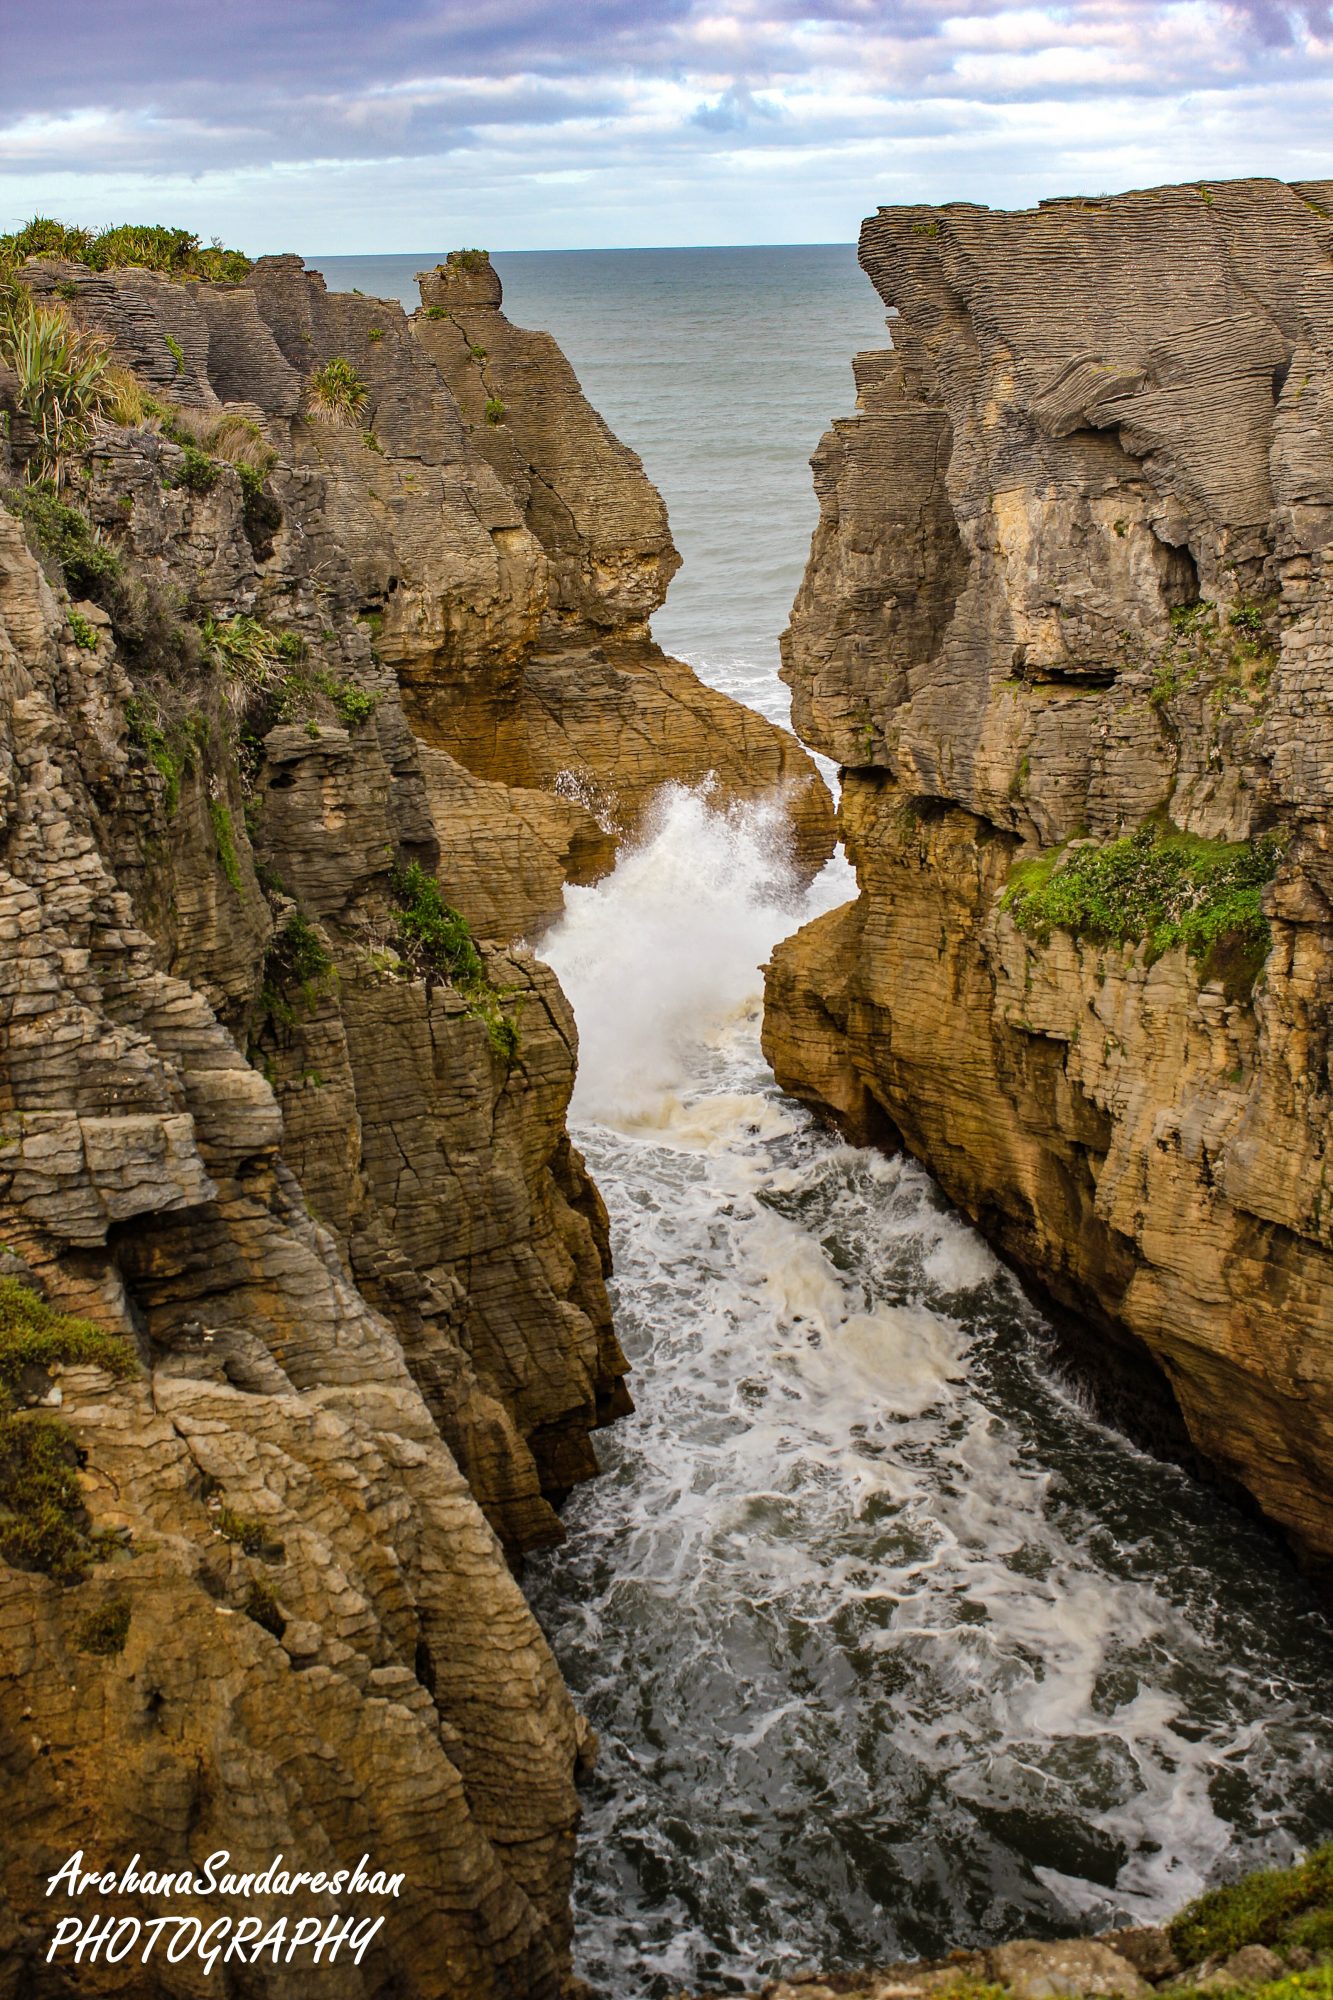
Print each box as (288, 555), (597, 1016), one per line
(764, 177), (1333, 1585)
(0, 238), (830, 1995)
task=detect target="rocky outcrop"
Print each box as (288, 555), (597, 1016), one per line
(764, 178), (1333, 1584)
(0, 244), (829, 1993)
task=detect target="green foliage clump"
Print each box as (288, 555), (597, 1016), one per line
(214, 1505), (271, 1555)
(469, 342), (487, 361)
(1169, 1843), (1333, 1964)
(0, 217), (251, 284)
(361, 429), (383, 454)
(447, 248), (490, 272)
(169, 441), (219, 494)
(0, 1278), (138, 1582)
(123, 697), (188, 815)
(392, 861), (485, 986)
(1149, 597), (1279, 712)
(67, 610), (98, 652)
(0, 298), (112, 481)
(163, 331), (186, 377)
(483, 396), (506, 426)
(209, 798), (243, 891)
(259, 910), (336, 1028)
(304, 356), (369, 426)
(74, 1595), (131, 1655)
(390, 863), (520, 1061)
(314, 672), (377, 727)
(1002, 820), (1285, 999)
(367, 326), (384, 343)
(0, 1279), (137, 1403)
(202, 614), (303, 686)
(5, 483), (123, 600)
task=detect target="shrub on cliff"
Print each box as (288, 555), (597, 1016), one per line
(304, 356), (369, 426)
(1002, 821), (1284, 999)
(0, 297), (112, 482)
(0, 1278), (138, 1582)
(390, 863), (521, 1061)
(0, 217), (251, 285)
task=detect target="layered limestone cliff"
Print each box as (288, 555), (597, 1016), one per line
(764, 178), (1333, 1585)
(0, 247), (831, 1995)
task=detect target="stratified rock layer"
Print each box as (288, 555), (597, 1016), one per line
(0, 247), (829, 1994)
(764, 178), (1333, 1582)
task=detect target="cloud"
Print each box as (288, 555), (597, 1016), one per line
(0, 0), (1329, 247)
(690, 81), (785, 130)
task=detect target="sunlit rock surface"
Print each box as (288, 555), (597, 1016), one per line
(764, 178), (1333, 1584)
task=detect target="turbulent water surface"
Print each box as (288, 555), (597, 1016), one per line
(319, 247), (1333, 1997)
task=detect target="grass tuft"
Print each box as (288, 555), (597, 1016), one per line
(1169, 1843), (1333, 1964)
(74, 1595), (131, 1656)
(304, 356), (369, 426)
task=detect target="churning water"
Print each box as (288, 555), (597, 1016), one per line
(317, 245), (1333, 1995)
(528, 790), (1333, 1997)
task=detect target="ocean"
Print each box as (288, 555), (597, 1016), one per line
(315, 246), (1333, 1999)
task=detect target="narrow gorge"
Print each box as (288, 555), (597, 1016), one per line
(0, 184), (1330, 2000)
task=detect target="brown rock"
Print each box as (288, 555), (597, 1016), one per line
(765, 177), (1333, 1580)
(986, 1940), (1151, 1998)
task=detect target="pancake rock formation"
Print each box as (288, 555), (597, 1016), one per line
(0, 244), (830, 1996)
(764, 178), (1333, 1585)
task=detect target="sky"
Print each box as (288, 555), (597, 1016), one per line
(0, 1), (1330, 253)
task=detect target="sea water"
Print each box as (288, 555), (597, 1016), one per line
(314, 246), (1333, 1997)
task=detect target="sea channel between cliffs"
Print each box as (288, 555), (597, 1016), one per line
(1, 197), (1331, 2000)
(498, 205), (1333, 1995)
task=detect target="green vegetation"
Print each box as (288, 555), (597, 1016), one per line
(447, 248), (490, 272)
(0, 218), (251, 285)
(202, 613), (303, 683)
(0, 298), (112, 482)
(214, 1505), (271, 1555)
(164, 331), (186, 376)
(259, 911), (335, 1027)
(390, 862), (520, 1061)
(170, 441), (219, 493)
(367, 326), (384, 342)
(74, 1596), (131, 1656)
(911, 219), (940, 238)
(1002, 819), (1285, 999)
(0, 1279), (137, 1402)
(209, 798), (243, 891)
(304, 356), (369, 426)
(1170, 1843), (1333, 1965)
(67, 610), (98, 651)
(124, 697), (187, 814)
(0, 1278), (138, 1582)
(424, 305), (447, 321)
(483, 396), (506, 426)
(361, 429), (383, 454)
(1150, 597), (1279, 712)
(392, 860), (486, 985)
(469, 342), (487, 361)
(5, 484), (123, 598)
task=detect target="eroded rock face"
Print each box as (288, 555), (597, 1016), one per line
(0, 246), (826, 1992)
(764, 178), (1333, 1583)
